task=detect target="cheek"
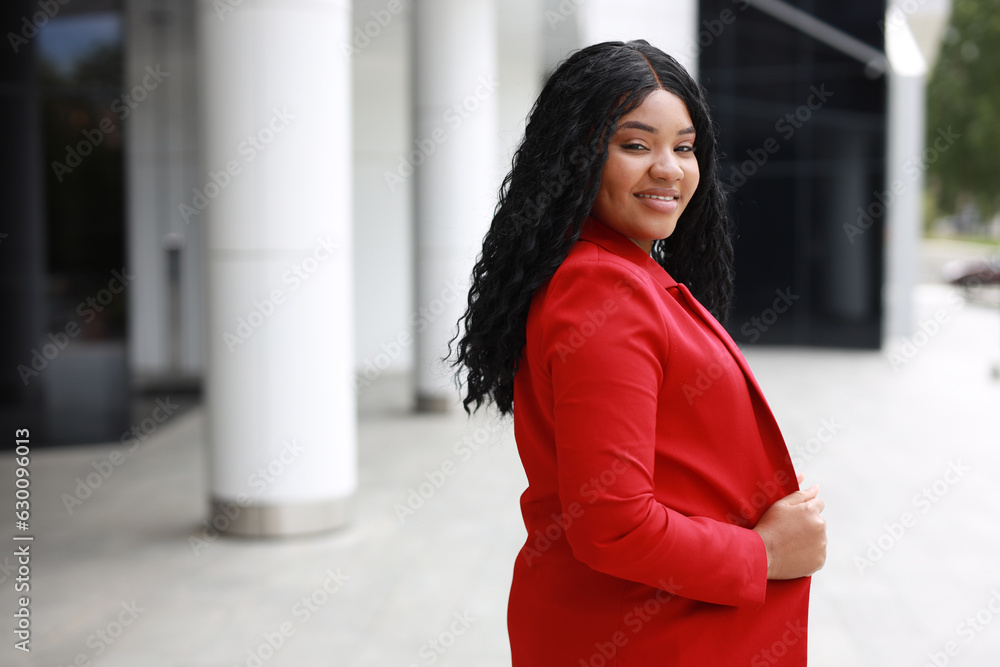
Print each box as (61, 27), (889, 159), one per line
(687, 164), (700, 192)
(607, 175), (629, 202)
(599, 157), (631, 201)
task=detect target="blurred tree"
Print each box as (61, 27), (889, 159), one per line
(925, 0), (1000, 225)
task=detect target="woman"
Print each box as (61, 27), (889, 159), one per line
(452, 40), (826, 665)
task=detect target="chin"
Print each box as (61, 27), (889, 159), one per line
(656, 224), (679, 240)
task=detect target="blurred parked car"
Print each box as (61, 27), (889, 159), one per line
(942, 256), (1000, 287)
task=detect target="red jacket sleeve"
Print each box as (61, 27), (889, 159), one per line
(540, 257), (768, 607)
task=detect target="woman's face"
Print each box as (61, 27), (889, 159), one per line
(590, 89), (700, 254)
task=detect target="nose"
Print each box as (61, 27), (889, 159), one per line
(650, 149), (684, 181)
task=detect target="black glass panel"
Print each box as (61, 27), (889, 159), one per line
(700, 0), (887, 348)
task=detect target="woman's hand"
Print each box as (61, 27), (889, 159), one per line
(752, 481), (827, 580)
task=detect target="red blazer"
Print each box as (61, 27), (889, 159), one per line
(508, 217), (810, 666)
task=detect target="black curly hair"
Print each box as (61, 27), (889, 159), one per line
(451, 40), (734, 415)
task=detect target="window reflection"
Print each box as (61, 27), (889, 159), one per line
(39, 10), (125, 341)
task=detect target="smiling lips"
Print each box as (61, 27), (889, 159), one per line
(635, 190), (680, 213)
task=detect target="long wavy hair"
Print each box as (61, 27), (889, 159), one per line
(451, 40), (734, 415)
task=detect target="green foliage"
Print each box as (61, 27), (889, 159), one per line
(925, 0), (1000, 220)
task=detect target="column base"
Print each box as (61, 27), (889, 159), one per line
(416, 393), (452, 413)
(209, 495), (351, 538)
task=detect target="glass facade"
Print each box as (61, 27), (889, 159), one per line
(40, 11), (126, 341)
(1, 2), (128, 446)
(701, 0), (887, 347)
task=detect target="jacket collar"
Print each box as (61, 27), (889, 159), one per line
(578, 216), (678, 289)
(578, 219), (792, 473)
(579, 216), (766, 400)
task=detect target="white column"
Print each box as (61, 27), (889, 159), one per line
(884, 71), (925, 342)
(883, 1), (938, 342)
(413, 0), (498, 411)
(196, 0), (355, 536)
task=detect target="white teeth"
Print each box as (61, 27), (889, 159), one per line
(636, 194), (677, 201)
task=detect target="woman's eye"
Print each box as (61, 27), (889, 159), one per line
(676, 145), (696, 153)
(622, 143), (648, 151)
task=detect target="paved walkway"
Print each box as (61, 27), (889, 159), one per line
(1, 282), (998, 667)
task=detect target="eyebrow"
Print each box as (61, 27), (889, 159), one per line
(617, 121), (697, 137)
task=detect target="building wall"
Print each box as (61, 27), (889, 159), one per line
(700, 0), (888, 348)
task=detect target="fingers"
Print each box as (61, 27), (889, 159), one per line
(805, 496), (825, 514)
(796, 473), (805, 486)
(784, 485), (819, 505)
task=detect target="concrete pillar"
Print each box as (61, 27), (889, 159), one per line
(196, 0), (355, 536)
(412, 0), (498, 411)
